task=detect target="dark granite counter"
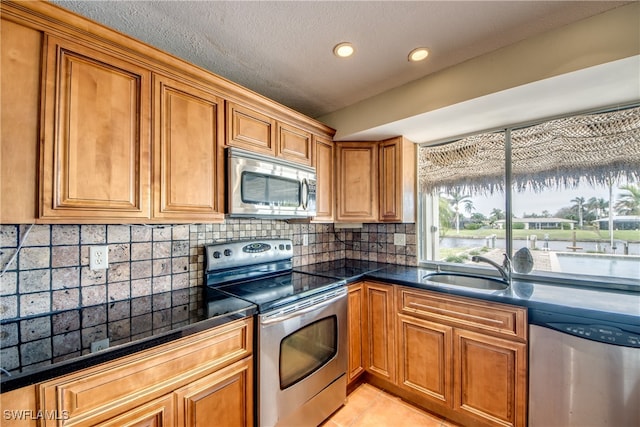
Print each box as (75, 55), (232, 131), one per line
(296, 260), (639, 328)
(367, 264), (640, 329)
(0, 287), (256, 392)
(4, 259), (638, 392)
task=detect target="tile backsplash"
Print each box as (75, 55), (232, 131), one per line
(0, 219), (416, 374)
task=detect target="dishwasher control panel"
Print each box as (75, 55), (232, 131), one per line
(548, 323), (640, 348)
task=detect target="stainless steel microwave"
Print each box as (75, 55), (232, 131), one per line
(227, 148), (317, 218)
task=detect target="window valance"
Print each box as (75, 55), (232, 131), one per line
(418, 106), (640, 193)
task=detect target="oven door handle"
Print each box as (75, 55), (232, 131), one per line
(260, 290), (345, 325)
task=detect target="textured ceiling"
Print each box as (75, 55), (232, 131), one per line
(51, 1), (628, 119)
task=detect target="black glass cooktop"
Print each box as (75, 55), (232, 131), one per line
(293, 259), (386, 280)
(212, 272), (345, 313)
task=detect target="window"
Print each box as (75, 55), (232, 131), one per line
(418, 105), (640, 290)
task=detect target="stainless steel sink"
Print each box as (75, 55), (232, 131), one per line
(422, 273), (509, 290)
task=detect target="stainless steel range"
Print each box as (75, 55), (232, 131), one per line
(205, 239), (347, 427)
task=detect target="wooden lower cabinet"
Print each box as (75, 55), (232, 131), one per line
(95, 395), (175, 427)
(397, 314), (453, 407)
(363, 282), (395, 383)
(454, 329), (527, 427)
(37, 318), (253, 427)
(174, 357), (253, 427)
(347, 283), (365, 384)
(351, 282), (528, 427)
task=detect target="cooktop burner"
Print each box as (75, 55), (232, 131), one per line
(204, 239), (346, 313)
(216, 271), (345, 312)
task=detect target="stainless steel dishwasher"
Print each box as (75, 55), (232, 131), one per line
(529, 309), (640, 427)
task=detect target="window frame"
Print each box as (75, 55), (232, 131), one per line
(416, 104), (640, 293)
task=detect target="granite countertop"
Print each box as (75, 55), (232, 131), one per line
(296, 259), (639, 327)
(366, 264), (640, 327)
(3, 259), (638, 392)
(1, 287), (256, 392)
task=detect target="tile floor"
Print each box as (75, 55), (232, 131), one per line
(323, 383), (460, 427)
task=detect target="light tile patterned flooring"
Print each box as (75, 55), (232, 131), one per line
(323, 383), (460, 427)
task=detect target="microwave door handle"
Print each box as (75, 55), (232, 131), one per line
(301, 179), (309, 210)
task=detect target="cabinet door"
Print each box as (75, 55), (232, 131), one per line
(40, 36), (151, 220)
(313, 136), (334, 222)
(347, 283), (365, 384)
(397, 314), (453, 408)
(378, 137), (415, 223)
(96, 395), (175, 427)
(226, 102), (276, 156)
(174, 357), (253, 427)
(363, 282), (395, 382)
(153, 74), (224, 221)
(1, 19), (41, 224)
(336, 142), (378, 222)
(277, 122), (312, 165)
(454, 329), (527, 427)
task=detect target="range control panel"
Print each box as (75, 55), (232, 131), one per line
(549, 323), (640, 348)
(205, 239), (293, 272)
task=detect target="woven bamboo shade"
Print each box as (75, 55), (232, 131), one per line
(418, 106), (640, 193)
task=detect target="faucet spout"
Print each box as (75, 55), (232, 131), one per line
(471, 254), (512, 284)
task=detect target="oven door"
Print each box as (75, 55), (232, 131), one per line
(258, 289), (347, 427)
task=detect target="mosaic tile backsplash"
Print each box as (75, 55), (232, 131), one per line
(0, 219), (416, 374)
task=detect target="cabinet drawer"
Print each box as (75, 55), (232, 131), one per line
(39, 318), (252, 426)
(397, 287), (526, 341)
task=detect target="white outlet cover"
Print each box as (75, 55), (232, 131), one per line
(90, 245), (109, 270)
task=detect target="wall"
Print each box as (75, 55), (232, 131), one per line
(320, 2), (640, 140)
(0, 220), (416, 374)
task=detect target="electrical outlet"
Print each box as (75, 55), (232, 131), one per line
(302, 234), (309, 246)
(90, 245), (109, 270)
(394, 233), (406, 246)
(90, 338), (109, 353)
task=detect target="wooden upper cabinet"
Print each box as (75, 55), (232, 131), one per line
(226, 102), (313, 165)
(0, 18), (41, 224)
(277, 122), (312, 166)
(313, 136), (334, 222)
(378, 137), (416, 223)
(226, 102), (276, 156)
(153, 74), (224, 222)
(335, 142), (378, 222)
(335, 138), (416, 223)
(40, 35), (151, 220)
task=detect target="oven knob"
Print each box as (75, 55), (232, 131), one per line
(224, 249), (233, 257)
(213, 251), (222, 259)
(286, 244), (291, 250)
(279, 244), (284, 250)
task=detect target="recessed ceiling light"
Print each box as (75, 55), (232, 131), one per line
(408, 47), (430, 62)
(333, 42), (354, 58)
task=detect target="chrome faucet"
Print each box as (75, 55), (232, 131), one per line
(471, 254), (512, 285)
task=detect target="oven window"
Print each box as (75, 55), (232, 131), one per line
(279, 315), (337, 390)
(241, 171), (301, 207)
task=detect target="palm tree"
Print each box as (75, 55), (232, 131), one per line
(570, 196), (586, 228)
(438, 196), (453, 237)
(586, 197), (609, 219)
(445, 190), (472, 234)
(614, 184), (640, 215)
(489, 208), (505, 222)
